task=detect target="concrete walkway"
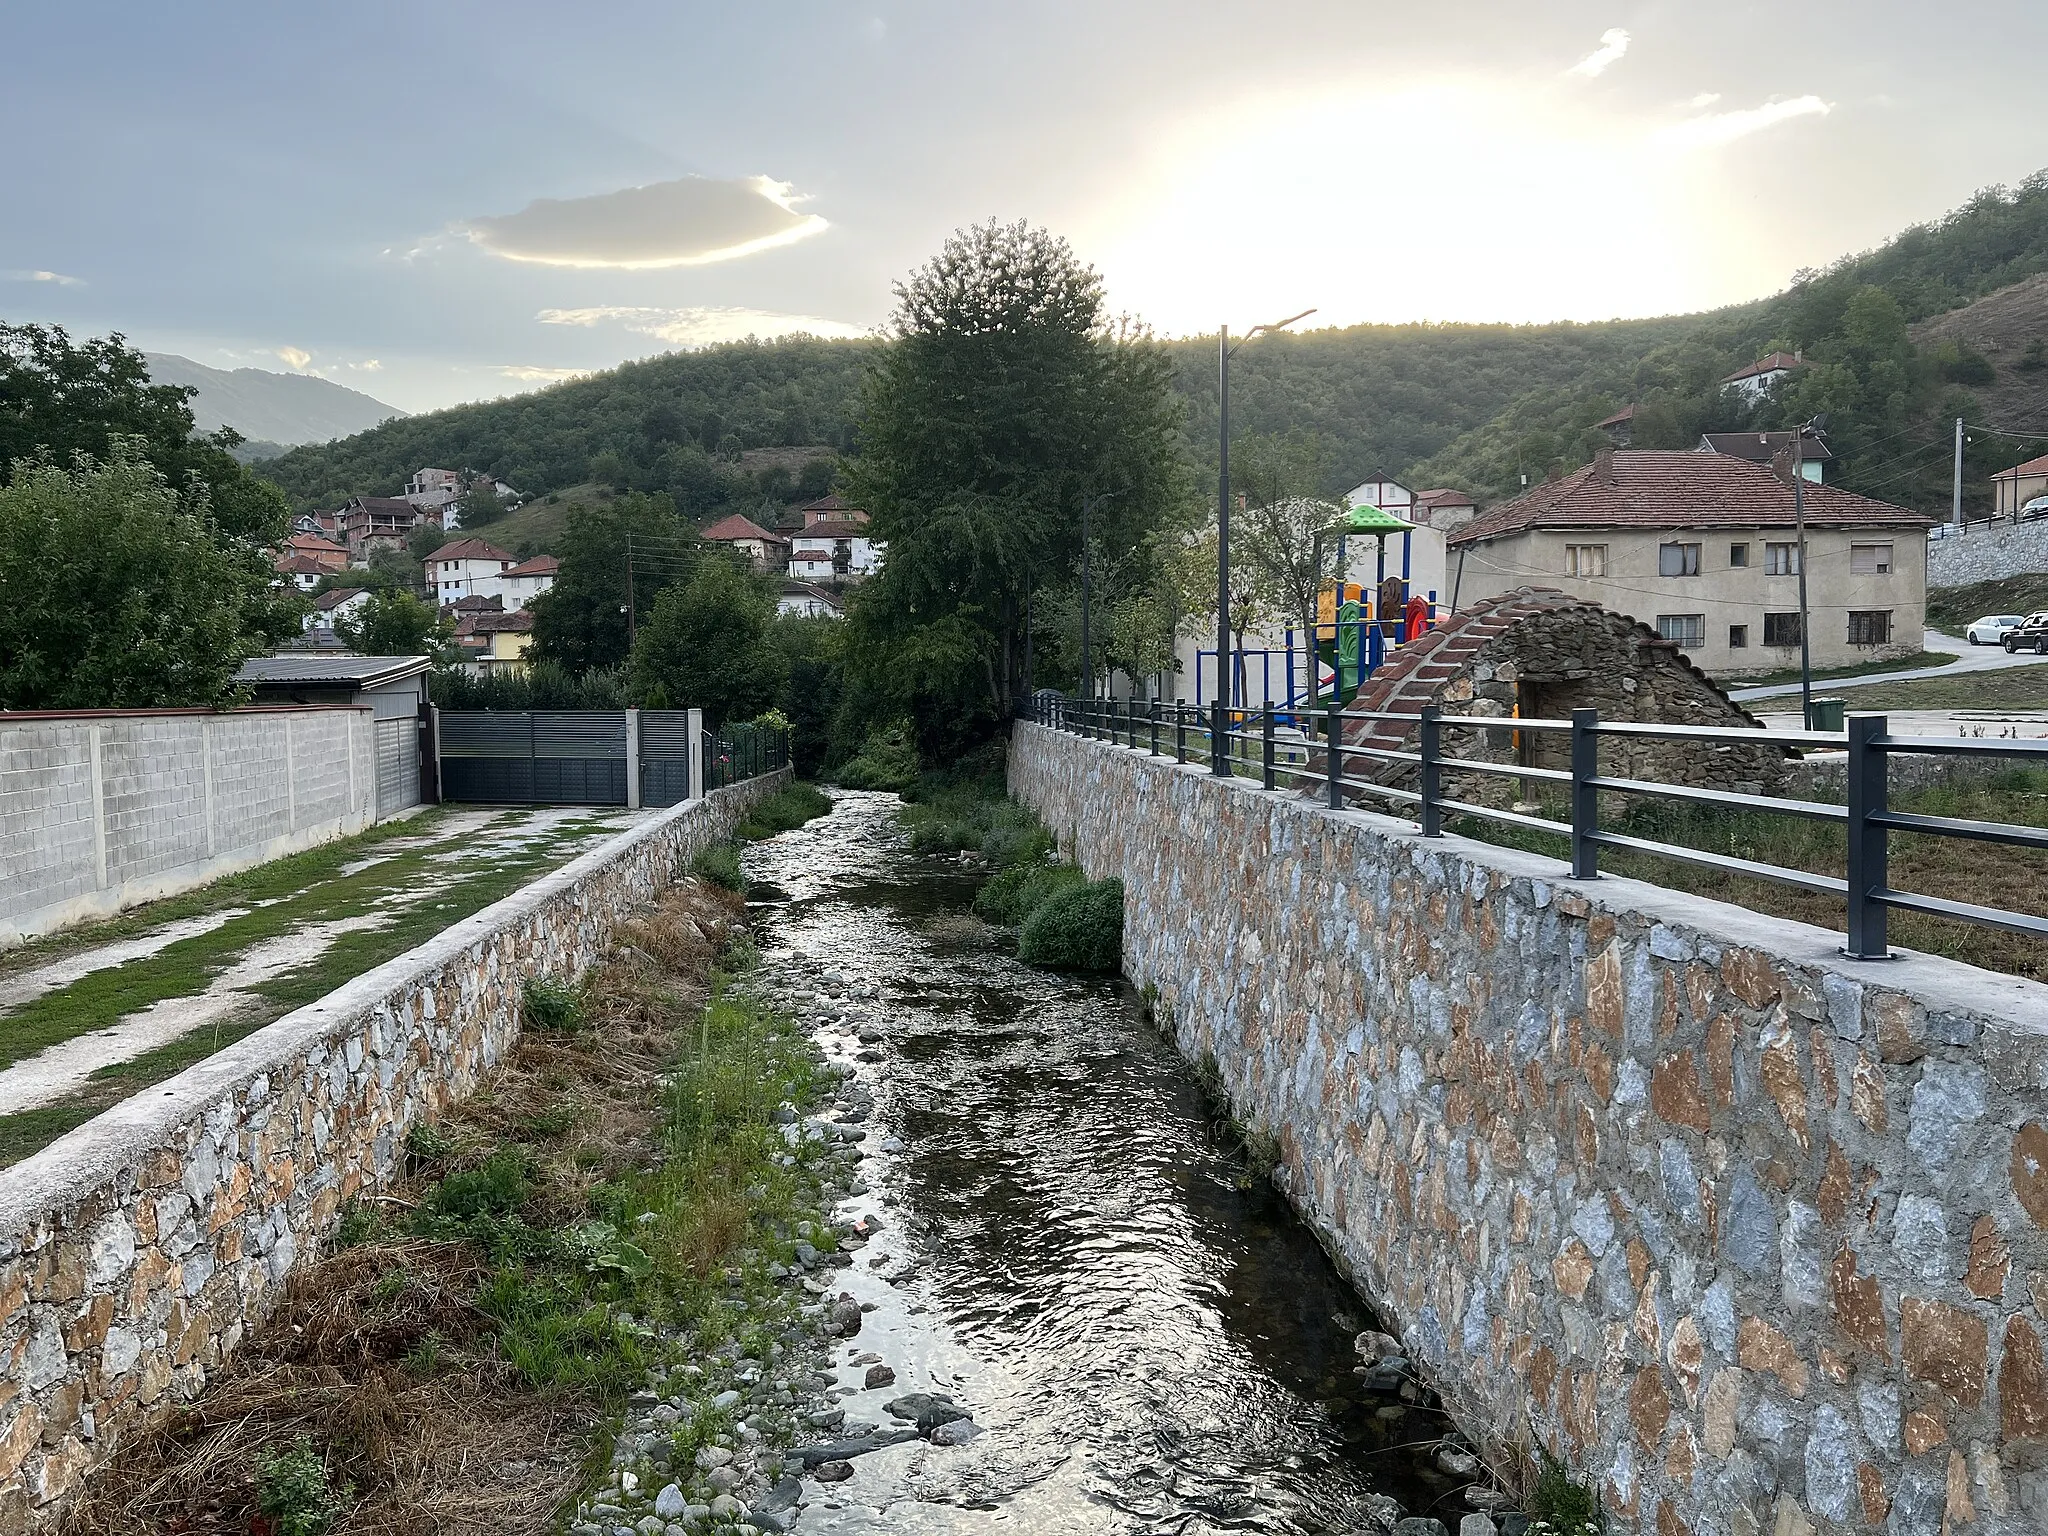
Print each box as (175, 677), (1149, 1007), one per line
(1754, 707), (2048, 739)
(1728, 629), (2048, 702)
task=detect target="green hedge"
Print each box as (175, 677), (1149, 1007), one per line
(1017, 878), (1124, 972)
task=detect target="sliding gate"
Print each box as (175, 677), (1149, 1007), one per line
(436, 711), (630, 805)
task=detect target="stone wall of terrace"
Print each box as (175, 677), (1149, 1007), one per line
(1011, 720), (2048, 1536)
(0, 770), (787, 1528)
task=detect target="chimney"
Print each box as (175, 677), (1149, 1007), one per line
(1545, 462), (1564, 483)
(1594, 446), (1616, 484)
(1769, 445), (1797, 484)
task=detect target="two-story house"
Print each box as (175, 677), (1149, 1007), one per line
(1698, 429), (1831, 483)
(700, 515), (791, 573)
(425, 538), (519, 603)
(1446, 449), (1932, 676)
(1720, 351), (1805, 402)
(786, 499), (881, 583)
(339, 496), (427, 562)
(498, 555), (559, 610)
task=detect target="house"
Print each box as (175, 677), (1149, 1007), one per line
(304, 586), (372, 633)
(1411, 488), (1478, 531)
(787, 501), (881, 582)
(404, 468), (464, 522)
(452, 608), (536, 675)
(1720, 351), (1805, 402)
(273, 554), (328, 592)
(440, 594), (504, 620)
(1445, 448), (1932, 676)
(498, 554), (558, 610)
(778, 580), (844, 619)
(1992, 453), (2048, 516)
(339, 495), (428, 562)
(283, 530), (349, 572)
(294, 510), (342, 540)
(1345, 474), (1414, 517)
(1699, 430), (1831, 483)
(1339, 474), (1454, 606)
(424, 538), (519, 604)
(701, 514), (791, 574)
(1595, 404), (1635, 446)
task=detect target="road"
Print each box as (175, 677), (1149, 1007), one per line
(1728, 628), (2048, 703)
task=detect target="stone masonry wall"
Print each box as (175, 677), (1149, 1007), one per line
(0, 708), (379, 949)
(0, 770), (787, 1528)
(1927, 520), (2048, 590)
(1010, 721), (2048, 1536)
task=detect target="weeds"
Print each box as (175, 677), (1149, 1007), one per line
(521, 976), (586, 1032)
(1526, 1451), (1603, 1532)
(254, 1438), (347, 1536)
(734, 782), (833, 840)
(833, 721), (921, 792)
(1017, 877), (1125, 972)
(690, 843), (747, 894)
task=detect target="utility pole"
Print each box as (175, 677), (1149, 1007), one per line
(1080, 492), (1093, 700)
(626, 533), (637, 647)
(1793, 426), (1815, 730)
(1952, 416), (1965, 527)
(1215, 325), (1232, 772)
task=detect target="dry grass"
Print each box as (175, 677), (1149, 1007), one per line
(59, 878), (748, 1536)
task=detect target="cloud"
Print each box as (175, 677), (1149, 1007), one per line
(274, 346), (312, 369)
(537, 305), (867, 347)
(498, 365), (589, 383)
(1688, 92), (1722, 109)
(1566, 28), (1630, 78)
(1657, 95), (1832, 149)
(1, 268), (83, 286)
(462, 176), (828, 270)
(347, 359), (383, 372)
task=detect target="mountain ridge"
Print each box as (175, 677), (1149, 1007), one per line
(144, 353), (405, 448)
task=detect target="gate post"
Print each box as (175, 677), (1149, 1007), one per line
(686, 708), (705, 802)
(625, 708), (642, 810)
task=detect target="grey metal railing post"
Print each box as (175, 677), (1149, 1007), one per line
(1325, 704), (1342, 809)
(1150, 699), (1160, 756)
(1419, 706), (1442, 837)
(1175, 702), (1187, 764)
(1211, 702), (1230, 775)
(1569, 707), (1599, 879)
(1844, 714), (1891, 959)
(1262, 703), (1277, 790)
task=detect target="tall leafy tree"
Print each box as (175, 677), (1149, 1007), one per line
(336, 588), (454, 660)
(628, 554), (786, 723)
(530, 492), (696, 673)
(0, 442), (298, 708)
(843, 221), (1187, 757)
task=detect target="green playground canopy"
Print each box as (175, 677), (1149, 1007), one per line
(1336, 502), (1415, 534)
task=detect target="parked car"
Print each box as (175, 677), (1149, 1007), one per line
(1967, 613), (2026, 645)
(2003, 612), (2048, 655)
(2019, 495), (2048, 523)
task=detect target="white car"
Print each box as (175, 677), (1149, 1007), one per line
(1966, 614), (2025, 645)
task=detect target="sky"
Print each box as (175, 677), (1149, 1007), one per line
(5, 0), (2047, 414)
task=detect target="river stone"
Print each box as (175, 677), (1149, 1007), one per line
(1354, 1330), (1402, 1363)
(1393, 1520), (1450, 1536)
(813, 1460), (854, 1483)
(829, 1296), (863, 1335)
(697, 1445), (734, 1469)
(884, 1392), (953, 1420)
(864, 1364), (896, 1388)
(653, 1485), (687, 1519)
(930, 1417), (981, 1446)
(1460, 1517), (1498, 1536)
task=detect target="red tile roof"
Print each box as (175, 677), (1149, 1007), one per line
(425, 538), (517, 564)
(1447, 451), (1932, 546)
(1721, 351), (1804, 384)
(274, 554), (328, 575)
(467, 609), (535, 634)
(314, 587), (366, 611)
(1993, 454), (2048, 480)
(701, 514), (786, 544)
(1594, 404), (1636, 429)
(1413, 488), (1476, 510)
(799, 494), (852, 512)
(502, 554), (559, 576)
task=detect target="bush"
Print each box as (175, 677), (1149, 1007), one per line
(736, 782), (832, 840)
(973, 862), (1084, 926)
(691, 843), (746, 893)
(427, 1150), (530, 1221)
(521, 976), (584, 1032)
(256, 1437), (347, 1536)
(1018, 877), (1123, 971)
(834, 722), (920, 792)
(1527, 1451), (1603, 1532)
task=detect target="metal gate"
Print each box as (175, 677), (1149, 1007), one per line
(374, 716), (421, 815)
(639, 710), (696, 807)
(436, 711), (628, 805)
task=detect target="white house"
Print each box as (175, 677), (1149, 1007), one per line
(786, 500), (881, 583)
(1720, 351), (1805, 402)
(424, 538), (518, 604)
(304, 586), (372, 633)
(497, 555), (559, 610)
(778, 580), (843, 619)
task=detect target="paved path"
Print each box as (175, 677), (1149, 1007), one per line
(1754, 707), (2048, 740)
(1728, 629), (2048, 703)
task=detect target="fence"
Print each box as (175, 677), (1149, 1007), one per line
(1027, 692), (2048, 956)
(435, 708), (789, 807)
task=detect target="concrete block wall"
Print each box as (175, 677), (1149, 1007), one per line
(0, 709), (377, 949)
(0, 769), (786, 1526)
(1011, 722), (2048, 1536)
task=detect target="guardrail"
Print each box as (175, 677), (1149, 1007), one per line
(1024, 693), (2048, 958)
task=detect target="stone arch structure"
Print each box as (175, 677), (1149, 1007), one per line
(1334, 586), (1786, 807)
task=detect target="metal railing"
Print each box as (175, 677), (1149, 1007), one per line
(1024, 693), (2048, 958)
(702, 720), (790, 791)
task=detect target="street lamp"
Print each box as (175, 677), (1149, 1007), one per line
(1215, 307), (1316, 775)
(1792, 413), (1828, 730)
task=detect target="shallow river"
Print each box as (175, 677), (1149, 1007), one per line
(746, 791), (1463, 1536)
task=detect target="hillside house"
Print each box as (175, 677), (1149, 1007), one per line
(1699, 430), (1830, 483)
(273, 554), (327, 592)
(701, 514), (791, 574)
(404, 468), (463, 521)
(282, 530), (349, 572)
(778, 580), (843, 619)
(498, 554), (559, 609)
(452, 608), (535, 675)
(339, 495), (427, 562)
(304, 586), (372, 633)
(1720, 351), (1805, 402)
(1992, 452), (2048, 516)
(1445, 448), (1932, 676)
(425, 538), (518, 603)
(787, 501), (880, 583)
(1595, 404), (1635, 446)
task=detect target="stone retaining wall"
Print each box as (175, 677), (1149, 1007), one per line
(1927, 520), (2048, 590)
(0, 771), (786, 1528)
(1010, 722), (2048, 1536)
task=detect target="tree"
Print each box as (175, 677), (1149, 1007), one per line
(531, 493), (695, 673)
(335, 588), (453, 659)
(1, 322), (291, 545)
(407, 522), (447, 563)
(843, 221), (1187, 759)
(772, 613), (845, 775)
(1231, 432), (1346, 698)
(0, 441), (298, 709)
(460, 483), (506, 526)
(628, 554), (786, 724)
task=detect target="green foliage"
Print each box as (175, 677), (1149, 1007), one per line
(520, 976), (585, 1033)
(734, 783), (833, 841)
(2020, 338), (2048, 373)
(335, 586), (452, 659)
(0, 440), (300, 709)
(1527, 1451), (1603, 1532)
(690, 843), (746, 893)
(833, 721), (922, 791)
(1, 321), (290, 545)
(255, 1437), (347, 1536)
(531, 492), (695, 674)
(1017, 877), (1124, 971)
(771, 613), (845, 776)
(426, 1150), (531, 1221)
(629, 554), (786, 723)
(973, 862), (1083, 926)
(431, 661), (630, 710)
(842, 221), (1190, 761)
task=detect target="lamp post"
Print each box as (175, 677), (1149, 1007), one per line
(1792, 414), (1827, 730)
(1215, 308), (1316, 775)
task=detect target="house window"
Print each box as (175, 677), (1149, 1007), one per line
(1565, 544), (1608, 577)
(1658, 542), (1702, 577)
(1765, 542), (1801, 576)
(1848, 610), (1894, 646)
(1728, 624), (1748, 648)
(1763, 612), (1803, 647)
(1850, 543), (1894, 575)
(1656, 614), (1705, 647)
(1729, 542), (1750, 568)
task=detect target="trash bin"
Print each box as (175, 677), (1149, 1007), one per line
(1809, 697), (1846, 732)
